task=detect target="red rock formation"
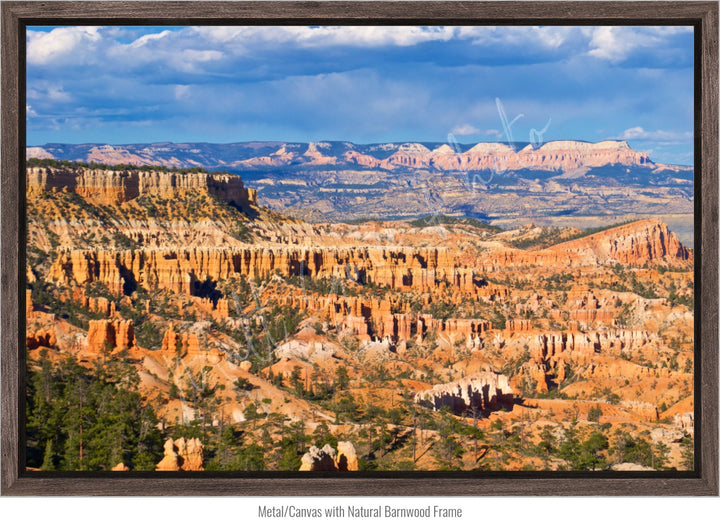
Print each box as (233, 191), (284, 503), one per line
(335, 441), (359, 471)
(507, 319), (532, 332)
(382, 140), (649, 173)
(214, 298), (231, 318)
(158, 325), (218, 360)
(343, 316), (370, 341)
(528, 329), (652, 362)
(156, 437), (204, 471)
(553, 220), (691, 265)
(279, 291), (493, 345)
(26, 289), (34, 317)
(48, 245), (492, 299)
(26, 329), (57, 350)
(485, 220), (691, 270)
(175, 437), (204, 471)
(30, 140), (655, 174)
(521, 363), (550, 393)
(570, 308), (616, 325)
(87, 319), (135, 353)
(161, 325), (181, 355)
(622, 401), (659, 421)
(86, 296), (116, 317)
(182, 333), (202, 355)
(67, 289), (118, 317)
(27, 166), (256, 207)
(519, 328), (657, 388)
(516, 293), (555, 316)
(417, 316), (491, 343)
(566, 288), (616, 325)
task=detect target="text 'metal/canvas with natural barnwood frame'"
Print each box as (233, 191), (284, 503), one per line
(1, 1), (718, 496)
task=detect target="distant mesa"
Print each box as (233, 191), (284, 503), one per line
(26, 139), (657, 173)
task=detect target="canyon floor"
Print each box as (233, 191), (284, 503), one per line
(25, 161), (695, 472)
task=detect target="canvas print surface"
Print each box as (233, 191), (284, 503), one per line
(24, 25), (694, 472)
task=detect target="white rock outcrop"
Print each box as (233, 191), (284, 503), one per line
(414, 371), (514, 414)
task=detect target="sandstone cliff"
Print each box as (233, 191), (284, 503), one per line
(485, 219), (691, 269)
(47, 220), (685, 297)
(86, 319), (135, 354)
(27, 166), (256, 207)
(279, 292), (492, 343)
(47, 245), (483, 297)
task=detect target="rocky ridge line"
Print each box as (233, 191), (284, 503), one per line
(27, 165), (257, 207)
(28, 139), (654, 173)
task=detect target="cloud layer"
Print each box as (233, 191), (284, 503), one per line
(26, 25), (694, 164)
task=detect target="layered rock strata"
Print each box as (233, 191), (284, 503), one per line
(27, 166), (256, 207)
(48, 245), (486, 297)
(279, 293), (492, 343)
(484, 220), (691, 269)
(86, 319), (135, 353)
(526, 329), (654, 362)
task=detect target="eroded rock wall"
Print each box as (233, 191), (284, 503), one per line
(27, 166), (256, 207)
(48, 245), (483, 296)
(414, 372), (514, 414)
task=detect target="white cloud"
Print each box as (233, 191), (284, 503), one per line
(193, 26), (456, 49)
(182, 49), (223, 62)
(24, 25), (693, 151)
(27, 26), (102, 65)
(619, 126), (692, 143)
(27, 81), (72, 103)
(129, 30), (173, 48)
(587, 27), (627, 61)
(449, 125), (502, 138)
(450, 124), (481, 135)
(535, 26), (576, 49)
(458, 26), (577, 50)
(484, 129), (503, 138)
(587, 26), (693, 63)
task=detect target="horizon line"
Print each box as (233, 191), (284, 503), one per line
(29, 138), (632, 146)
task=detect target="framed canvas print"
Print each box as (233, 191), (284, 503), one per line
(1, 1), (717, 496)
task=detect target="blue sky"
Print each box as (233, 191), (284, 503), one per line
(26, 25), (694, 165)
